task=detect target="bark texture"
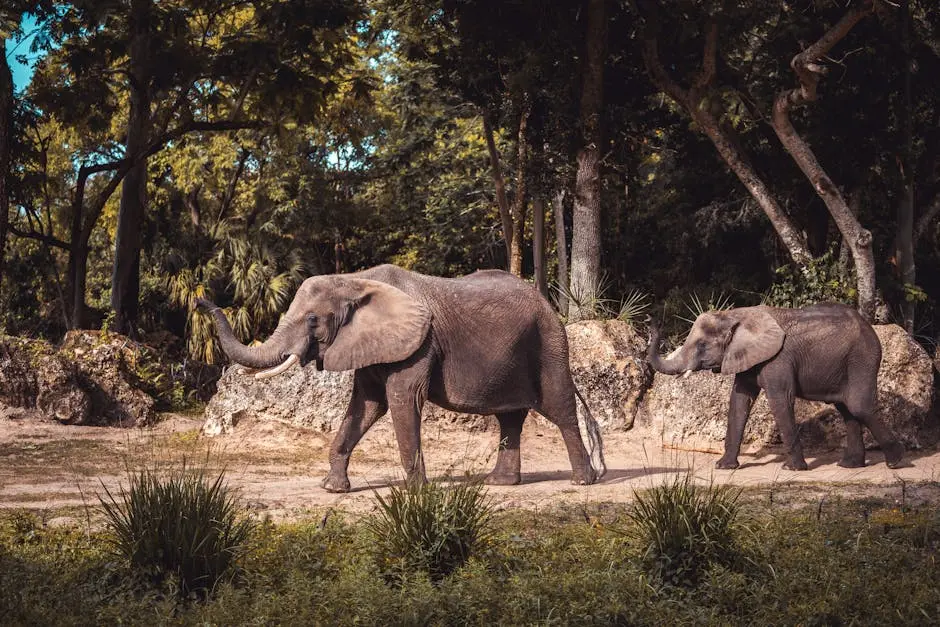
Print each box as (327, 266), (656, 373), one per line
(639, 15), (812, 267)
(483, 113), (514, 268)
(0, 44), (12, 302)
(553, 189), (569, 313)
(568, 0), (606, 321)
(111, 0), (153, 335)
(770, 0), (876, 321)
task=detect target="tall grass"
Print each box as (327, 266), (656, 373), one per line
(99, 462), (255, 598)
(366, 479), (495, 583)
(627, 473), (743, 587)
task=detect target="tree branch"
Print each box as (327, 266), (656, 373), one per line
(692, 20), (719, 91)
(8, 224), (69, 250)
(778, 0), (874, 111)
(914, 191), (940, 244)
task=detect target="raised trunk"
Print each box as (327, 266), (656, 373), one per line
(202, 302), (294, 369)
(111, 0), (152, 336)
(646, 328), (693, 375)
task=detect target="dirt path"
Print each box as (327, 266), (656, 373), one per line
(2, 414), (939, 524)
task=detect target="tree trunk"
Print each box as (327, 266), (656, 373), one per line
(483, 113), (513, 268)
(0, 43), (12, 304)
(771, 0), (876, 321)
(568, 0), (606, 321)
(509, 98), (530, 277)
(895, 0), (915, 332)
(553, 189), (569, 313)
(639, 17), (812, 267)
(532, 197), (547, 298)
(111, 0), (152, 336)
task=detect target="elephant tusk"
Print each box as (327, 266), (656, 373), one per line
(666, 346), (683, 360)
(236, 365), (259, 376)
(254, 354), (300, 380)
(682, 369), (693, 379)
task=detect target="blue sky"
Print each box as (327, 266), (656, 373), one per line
(5, 14), (42, 93)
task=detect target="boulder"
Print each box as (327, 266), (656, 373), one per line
(202, 320), (652, 435)
(639, 324), (936, 452)
(566, 319), (652, 431)
(0, 336), (91, 424)
(0, 331), (188, 427)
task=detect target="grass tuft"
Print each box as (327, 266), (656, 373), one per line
(98, 461), (255, 599)
(626, 473), (743, 587)
(366, 478), (495, 584)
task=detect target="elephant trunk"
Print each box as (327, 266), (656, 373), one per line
(647, 327), (694, 376)
(199, 299), (297, 374)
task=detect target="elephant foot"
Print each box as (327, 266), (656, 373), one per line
(485, 472), (522, 486)
(321, 472), (351, 493)
(570, 468), (598, 486)
(783, 457), (808, 471)
(883, 442), (905, 469)
(715, 456), (740, 470)
(837, 455), (865, 469)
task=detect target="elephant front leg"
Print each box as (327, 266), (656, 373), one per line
(766, 392), (807, 471)
(486, 410), (527, 485)
(389, 399), (427, 487)
(717, 375), (759, 470)
(323, 376), (388, 493)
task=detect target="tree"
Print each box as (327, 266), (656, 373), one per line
(567, 0), (607, 321)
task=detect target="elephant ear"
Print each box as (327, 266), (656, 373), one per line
(322, 278), (431, 371)
(720, 306), (785, 375)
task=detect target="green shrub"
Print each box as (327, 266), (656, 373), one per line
(764, 245), (856, 309)
(366, 479), (495, 583)
(627, 473), (743, 587)
(99, 462), (255, 599)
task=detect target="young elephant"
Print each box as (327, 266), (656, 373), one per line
(647, 303), (903, 470)
(198, 264), (605, 492)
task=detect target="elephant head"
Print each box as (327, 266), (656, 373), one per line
(197, 275), (432, 378)
(648, 306), (785, 376)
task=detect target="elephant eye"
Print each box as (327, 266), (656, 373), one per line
(307, 314), (318, 328)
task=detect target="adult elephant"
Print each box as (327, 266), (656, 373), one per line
(647, 303), (903, 471)
(198, 264), (605, 492)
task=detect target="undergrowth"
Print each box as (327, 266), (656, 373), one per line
(1, 487), (939, 625)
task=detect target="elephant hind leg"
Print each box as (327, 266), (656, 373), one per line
(535, 380), (597, 486)
(835, 402), (866, 468)
(485, 410), (527, 486)
(841, 395), (904, 469)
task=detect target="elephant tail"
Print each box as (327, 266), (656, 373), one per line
(575, 386), (607, 480)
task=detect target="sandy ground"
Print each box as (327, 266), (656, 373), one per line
(2, 413), (939, 524)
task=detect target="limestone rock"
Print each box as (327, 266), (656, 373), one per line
(639, 323), (936, 451)
(566, 319), (652, 431)
(0, 331), (188, 427)
(202, 321), (652, 436)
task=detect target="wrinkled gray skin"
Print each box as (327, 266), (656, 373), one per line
(198, 264), (605, 492)
(647, 303), (903, 470)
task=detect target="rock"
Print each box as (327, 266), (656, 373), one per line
(0, 331), (191, 427)
(202, 321), (652, 436)
(639, 323), (937, 452)
(60, 331), (158, 426)
(203, 366), (354, 435)
(566, 319), (652, 431)
(0, 336), (91, 425)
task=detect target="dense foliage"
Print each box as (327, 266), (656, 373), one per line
(2, 0), (939, 356)
(1, 488), (939, 624)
